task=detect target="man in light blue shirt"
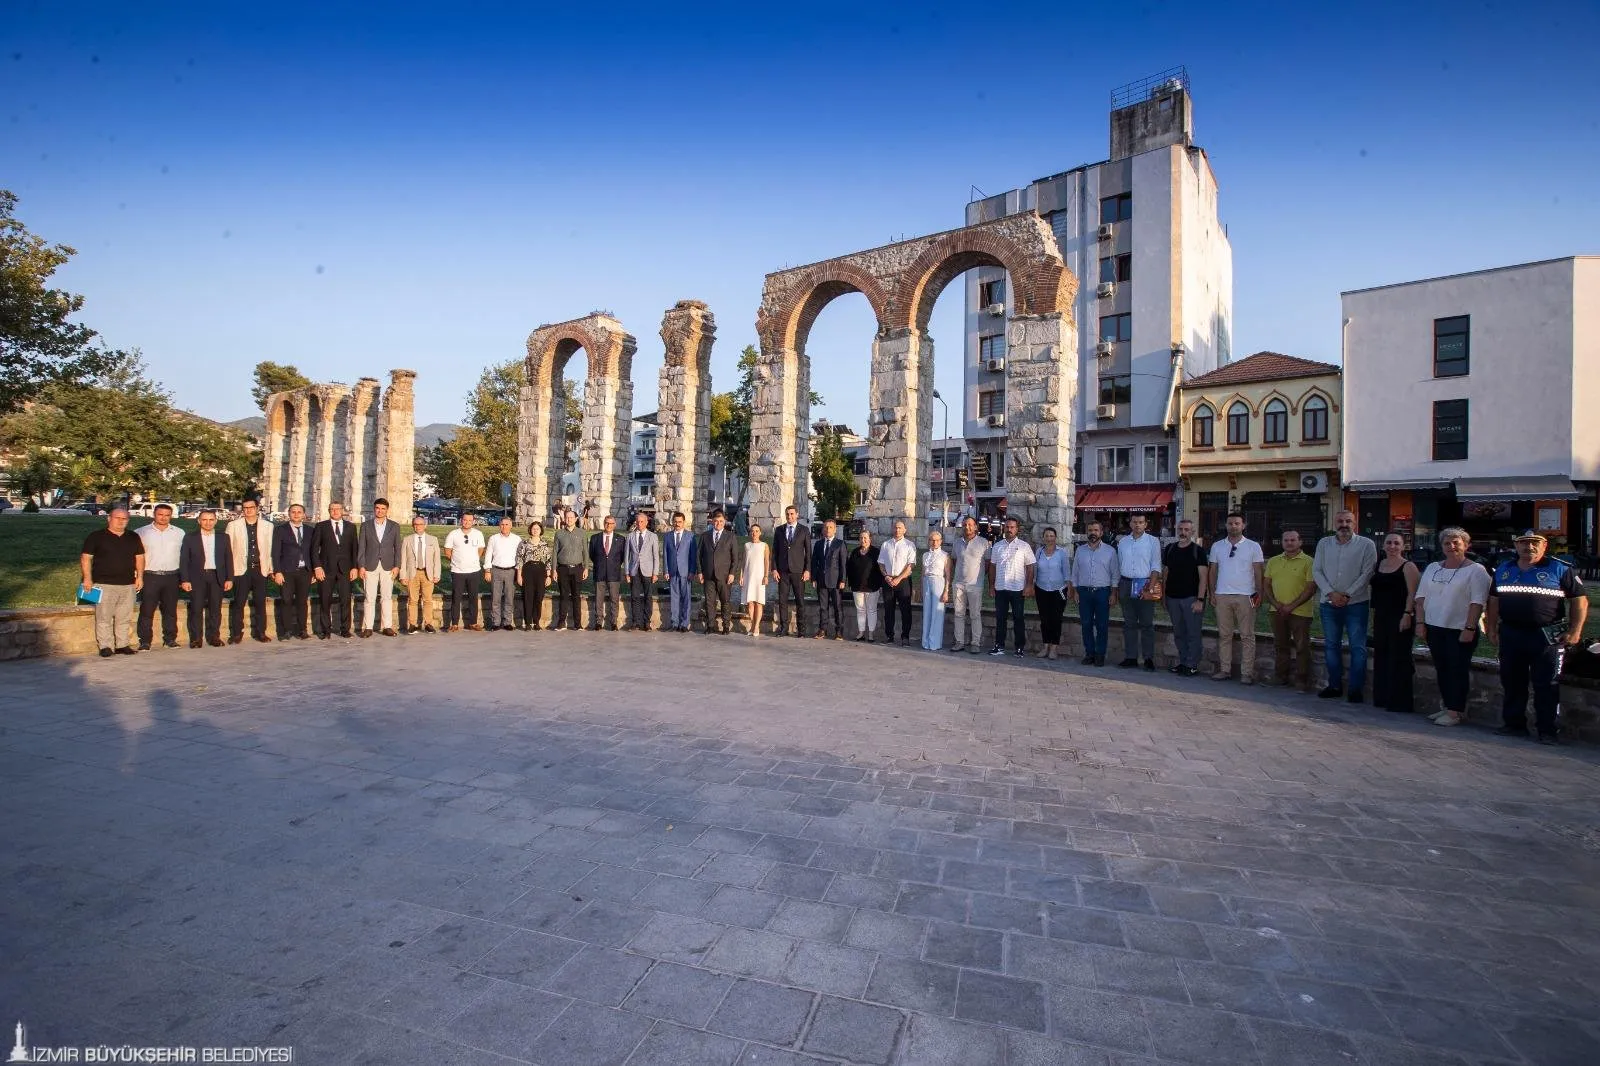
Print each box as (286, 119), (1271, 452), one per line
(1069, 521), (1120, 666)
(1115, 514), (1164, 670)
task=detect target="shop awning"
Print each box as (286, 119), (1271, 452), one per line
(1075, 486), (1175, 512)
(1453, 475), (1583, 501)
(1342, 479), (1452, 494)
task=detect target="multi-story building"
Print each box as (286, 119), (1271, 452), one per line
(1177, 352), (1343, 551)
(1341, 256), (1598, 557)
(964, 68), (1232, 536)
(628, 413), (658, 508)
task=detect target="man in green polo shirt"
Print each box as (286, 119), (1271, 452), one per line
(1265, 529), (1317, 691)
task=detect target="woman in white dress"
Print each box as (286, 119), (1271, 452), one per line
(741, 523), (771, 637)
(921, 530), (952, 651)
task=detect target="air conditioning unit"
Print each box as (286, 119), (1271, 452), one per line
(985, 413), (1005, 428)
(1097, 222), (1115, 240)
(1097, 282), (1116, 298)
(985, 358), (1005, 373)
(1095, 340), (1115, 356)
(984, 302), (1005, 317)
(1299, 471), (1329, 494)
(1096, 403), (1117, 419)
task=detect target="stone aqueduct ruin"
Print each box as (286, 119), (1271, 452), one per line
(262, 369), (416, 522)
(516, 214), (1078, 534)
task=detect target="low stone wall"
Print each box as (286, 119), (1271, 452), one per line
(6, 595), (1597, 742)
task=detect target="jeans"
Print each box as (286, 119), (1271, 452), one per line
(1497, 624), (1563, 735)
(951, 581), (983, 647)
(1077, 586), (1111, 658)
(1320, 602), (1370, 691)
(1119, 578), (1157, 660)
(994, 589), (1026, 650)
(668, 573), (693, 629)
(489, 566), (517, 627)
(1165, 596), (1203, 669)
(921, 578), (946, 650)
(1425, 624), (1479, 713)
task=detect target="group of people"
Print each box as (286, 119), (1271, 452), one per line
(80, 500), (1589, 741)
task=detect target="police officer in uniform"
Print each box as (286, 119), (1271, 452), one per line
(1484, 530), (1588, 744)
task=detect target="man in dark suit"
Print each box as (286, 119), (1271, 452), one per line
(811, 518), (848, 641)
(697, 508), (742, 634)
(771, 505), (812, 637)
(586, 514), (626, 631)
(310, 501), (357, 639)
(356, 497), (403, 636)
(271, 503), (315, 639)
(180, 509), (233, 647)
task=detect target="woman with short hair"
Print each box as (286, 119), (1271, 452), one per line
(1413, 527), (1491, 726)
(517, 521), (553, 630)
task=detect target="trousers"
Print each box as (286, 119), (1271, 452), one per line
(775, 571), (807, 634)
(361, 568), (396, 632)
(592, 580), (621, 628)
(994, 589), (1026, 650)
(628, 573), (656, 628)
(278, 568), (311, 637)
(449, 570), (480, 627)
(406, 572), (435, 629)
(93, 582), (135, 650)
(187, 575), (226, 644)
(1078, 586), (1111, 658)
(520, 562), (548, 627)
(1320, 601), (1370, 691)
(1426, 624), (1479, 713)
(704, 576), (731, 632)
(555, 564), (583, 629)
(668, 573), (693, 629)
(852, 590), (879, 637)
(883, 581), (913, 640)
(817, 586), (844, 637)
(1497, 624), (1564, 735)
(1214, 594), (1257, 679)
(318, 571), (352, 636)
(1165, 596), (1203, 669)
(1270, 611), (1313, 689)
(489, 566), (517, 627)
(1119, 578), (1157, 661)
(951, 581), (983, 647)
(1036, 588), (1066, 645)
(230, 570), (269, 640)
(138, 572), (180, 646)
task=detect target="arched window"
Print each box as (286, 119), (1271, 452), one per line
(1191, 404), (1214, 447)
(1302, 395), (1329, 442)
(1263, 399), (1288, 444)
(1227, 401), (1250, 445)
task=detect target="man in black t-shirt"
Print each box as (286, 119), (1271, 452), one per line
(1160, 518), (1209, 676)
(79, 505), (145, 657)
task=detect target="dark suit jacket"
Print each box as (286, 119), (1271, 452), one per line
(772, 522), (812, 575)
(310, 518), (356, 574)
(588, 530), (627, 583)
(356, 518), (401, 571)
(180, 530), (234, 586)
(698, 527), (743, 581)
(271, 522), (314, 574)
(663, 528), (699, 579)
(812, 537), (848, 588)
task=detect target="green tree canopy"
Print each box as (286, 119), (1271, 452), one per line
(251, 361), (313, 409)
(809, 422), (856, 522)
(710, 344), (823, 507)
(0, 190), (125, 413)
(418, 358), (523, 505)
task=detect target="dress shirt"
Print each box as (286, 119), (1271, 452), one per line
(410, 531), (430, 565)
(136, 523), (184, 571)
(200, 532), (218, 571)
(1209, 537), (1264, 595)
(951, 535), (991, 586)
(1034, 545), (1070, 591)
(444, 528), (486, 572)
(485, 531), (522, 568)
(989, 537), (1037, 592)
(287, 523), (308, 566)
(1312, 534), (1378, 604)
(1069, 541), (1119, 588)
(878, 536), (917, 579)
(371, 519), (389, 543)
(1116, 532), (1162, 579)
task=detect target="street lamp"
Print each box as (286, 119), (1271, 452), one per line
(932, 389), (950, 525)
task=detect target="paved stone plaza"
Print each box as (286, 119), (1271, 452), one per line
(4, 632), (1600, 1065)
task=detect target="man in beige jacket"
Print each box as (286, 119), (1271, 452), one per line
(225, 499), (275, 643)
(401, 514), (442, 633)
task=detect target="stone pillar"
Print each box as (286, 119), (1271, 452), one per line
(516, 380), (554, 526)
(656, 301), (716, 527)
(309, 387), (341, 519)
(862, 328), (932, 537)
(1003, 313), (1078, 536)
(580, 374), (633, 524)
(345, 378), (381, 517)
(379, 370), (417, 521)
(748, 342), (806, 534)
(285, 400), (311, 514)
(263, 397), (286, 512)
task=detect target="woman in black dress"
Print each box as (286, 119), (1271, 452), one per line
(1370, 532), (1419, 711)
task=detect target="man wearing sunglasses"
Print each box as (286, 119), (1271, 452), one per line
(1207, 513), (1264, 683)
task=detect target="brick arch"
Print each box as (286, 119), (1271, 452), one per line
(899, 227), (1073, 333)
(525, 318), (634, 390)
(759, 261), (893, 354)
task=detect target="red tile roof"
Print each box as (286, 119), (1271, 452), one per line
(1180, 352), (1341, 390)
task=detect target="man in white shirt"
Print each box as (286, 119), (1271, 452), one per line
(180, 509), (233, 647)
(877, 519), (918, 647)
(949, 517), (991, 654)
(443, 513), (486, 631)
(135, 503), (185, 649)
(986, 518), (1036, 657)
(1115, 514), (1163, 670)
(484, 516), (522, 631)
(1207, 513), (1266, 684)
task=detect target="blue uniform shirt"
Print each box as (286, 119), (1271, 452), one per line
(1490, 556), (1583, 629)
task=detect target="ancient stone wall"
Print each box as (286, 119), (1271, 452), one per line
(262, 369), (416, 521)
(656, 301), (716, 527)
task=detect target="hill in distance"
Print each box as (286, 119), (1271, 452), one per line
(226, 417), (457, 449)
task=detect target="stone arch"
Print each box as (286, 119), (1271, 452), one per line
(518, 313), (637, 526)
(899, 227), (1072, 335)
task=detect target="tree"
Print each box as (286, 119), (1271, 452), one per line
(0, 190), (125, 412)
(809, 422), (856, 522)
(419, 358), (523, 504)
(709, 344), (824, 508)
(251, 361), (312, 409)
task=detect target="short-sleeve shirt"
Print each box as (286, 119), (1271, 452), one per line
(1490, 557), (1584, 629)
(1161, 541), (1207, 599)
(485, 531), (522, 568)
(1208, 537), (1264, 596)
(1264, 552), (1316, 618)
(989, 537), (1036, 592)
(1418, 561), (1492, 630)
(879, 537), (917, 579)
(135, 523), (185, 572)
(82, 528), (144, 584)
(951, 535), (991, 586)
(1033, 546), (1070, 592)
(444, 527), (486, 573)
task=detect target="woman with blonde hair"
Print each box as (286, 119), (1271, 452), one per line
(1413, 527), (1491, 726)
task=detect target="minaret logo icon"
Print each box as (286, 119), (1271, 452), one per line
(6, 1022), (28, 1063)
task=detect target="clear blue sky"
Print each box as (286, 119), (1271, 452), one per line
(6, 1), (1598, 431)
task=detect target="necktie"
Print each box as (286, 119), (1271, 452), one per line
(294, 526), (301, 545)
(333, 523), (340, 544)
(605, 535), (611, 554)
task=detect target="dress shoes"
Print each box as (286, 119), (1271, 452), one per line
(228, 635), (243, 645)
(163, 640), (180, 649)
(257, 634), (273, 642)
(359, 630), (372, 638)
(189, 639), (203, 649)
(98, 648), (113, 658)
(424, 624), (437, 633)
(207, 638), (226, 647)
(381, 628), (397, 637)
(1118, 658), (1139, 668)
(138, 642), (151, 651)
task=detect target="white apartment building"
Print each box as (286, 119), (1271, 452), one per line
(963, 68), (1232, 534)
(1341, 256), (1599, 556)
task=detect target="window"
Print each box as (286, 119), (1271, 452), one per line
(1099, 193), (1132, 224)
(1098, 254), (1132, 284)
(852, 455), (868, 475)
(1191, 403), (1214, 447)
(1098, 375), (1131, 406)
(1096, 446), (1133, 483)
(1263, 399), (1288, 444)
(1302, 395), (1328, 441)
(1099, 313), (1132, 342)
(1226, 401), (1250, 445)
(1433, 399), (1468, 461)
(978, 279), (1005, 307)
(1434, 316), (1469, 377)
(978, 335), (1005, 363)
(1143, 444), (1171, 482)
(978, 390), (1004, 417)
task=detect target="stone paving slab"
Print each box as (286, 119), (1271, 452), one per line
(4, 629), (1600, 1064)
